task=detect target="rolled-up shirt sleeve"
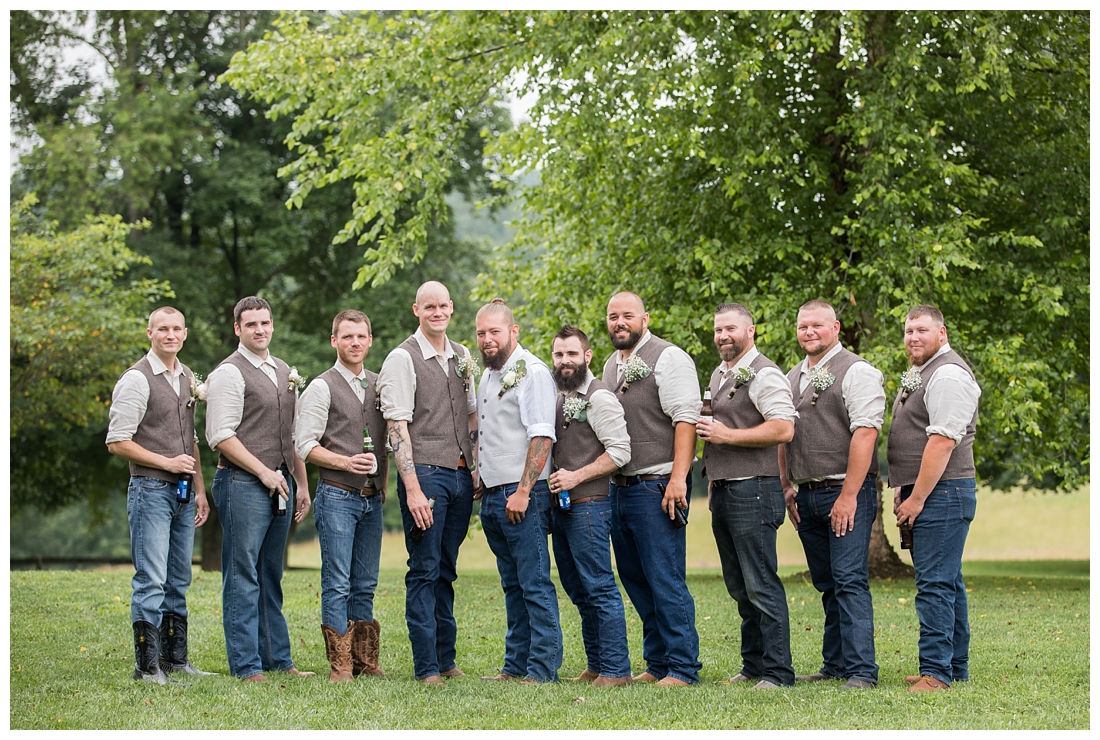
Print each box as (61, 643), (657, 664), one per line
(205, 363), (245, 450)
(924, 364), (981, 444)
(747, 366), (798, 423)
(654, 345), (701, 424)
(517, 363), (557, 442)
(841, 361), (886, 432)
(106, 370), (150, 444)
(587, 387), (632, 469)
(377, 347), (416, 423)
(294, 379), (331, 461)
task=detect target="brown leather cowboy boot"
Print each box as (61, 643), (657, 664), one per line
(321, 624), (353, 682)
(350, 619), (386, 677)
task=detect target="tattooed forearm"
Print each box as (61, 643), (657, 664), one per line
(387, 420), (417, 480)
(518, 436), (552, 494)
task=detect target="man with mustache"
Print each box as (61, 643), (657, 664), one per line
(888, 305), (981, 692)
(603, 291), (702, 687)
(778, 300), (884, 690)
(295, 310), (388, 681)
(698, 303), (797, 689)
(548, 325), (633, 686)
(475, 298), (561, 684)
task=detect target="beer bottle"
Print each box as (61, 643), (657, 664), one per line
(700, 386), (714, 423)
(176, 472), (193, 504)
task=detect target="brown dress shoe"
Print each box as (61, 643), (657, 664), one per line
(241, 673), (268, 683)
(656, 676), (691, 687)
(420, 675), (445, 686)
(841, 678), (876, 689)
(570, 668), (600, 682)
(480, 673), (521, 682)
(632, 671), (660, 683)
(795, 672), (833, 682)
(908, 675), (951, 692)
(286, 667), (316, 677)
(752, 680), (781, 690)
(440, 667), (466, 678)
(592, 675), (633, 687)
(905, 675), (921, 684)
(321, 624), (354, 682)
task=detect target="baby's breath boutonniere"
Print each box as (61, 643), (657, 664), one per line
(561, 396), (593, 429)
(899, 367), (922, 404)
(456, 353), (481, 394)
(620, 354), (652, 393)
(497, 359), (527, 399)
(727, 366), (757, 399)
(807, 364), (835, 406)
(187, 372), (207, 409)
(287, 367), (307, 393)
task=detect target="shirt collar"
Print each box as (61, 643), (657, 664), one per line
(615, 329), (652, 365)
(717, 346), (759, 377)
(146, 350), (183, 378)
(799, 341), (844, 375)
(237, 342), (277, 369)
(333, 360), (366, 384)
(414, 326), (455, 361)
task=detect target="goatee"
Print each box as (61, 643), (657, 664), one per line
(553, 362), (587, 392)
(609, 327), (643, 351)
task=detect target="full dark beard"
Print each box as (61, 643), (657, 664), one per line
(553, 362), (586, 392)
(609, 327), (642, 351)
(716, 340), (745, 363)
(480, 341), (513, 371)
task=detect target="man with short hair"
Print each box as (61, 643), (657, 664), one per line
(475, 298), (562, 684)
(206, 296), (314, 682)
(377, 281), (477, 686)
(548, 325), (633, 687)
(778, 300), (884, 689)
(889, 305), (981, 692)
(603, 291), (702, 687)
(107, 306), (213, 684)
(295, 310), (388, 682)
(698, 303), (797, 689)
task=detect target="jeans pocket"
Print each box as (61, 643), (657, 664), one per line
(955, 484), (977, 522)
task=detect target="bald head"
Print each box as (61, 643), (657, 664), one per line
(606, 291), (650, 352)
(413, 280), (455, 339)
(608, 291), (645, 314)
(416, 280), (451, 305)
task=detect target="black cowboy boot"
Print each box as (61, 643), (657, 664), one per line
(159, 613), (215, 676)
(133, 621), (174, 685)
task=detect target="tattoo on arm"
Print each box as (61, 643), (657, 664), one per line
(387, 420), (416, 479)
(519, 437), (552, 492)
(469, 429), (478, 443)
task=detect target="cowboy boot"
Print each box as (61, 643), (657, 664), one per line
(159, 613), (216, 676)
(321, 624), (354, 682)
(350, 619), (386, 677)
(133, 621), (175, 685)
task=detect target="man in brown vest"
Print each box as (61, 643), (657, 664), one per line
(108, 306), (212, 684)
(377, 281), (477, 686)
(888, 305), (980, 692)
(548, 325), (633, 686)
(698, 303), (797, 689)
(603, 291), (702, 686)
(778, 300), (884, 689)
(205, 296), (314, 682)
(295, 310), (389, 682)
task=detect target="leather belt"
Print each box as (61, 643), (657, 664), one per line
(458, 456), (468, 469)
(322, 479), (379, 497)
(799, 480), (837, 490)
(611, 474), (667, 487)
(218, 462), (289, 474)
(567, 493), (610, 505)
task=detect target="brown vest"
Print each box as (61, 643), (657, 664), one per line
(316, 367), (387, 491)
(216, 351), (296, 471)
(125, 356), (195, 482)
(601, 334), (678, 471)
(400, 336), (473, 469)
(887, 349), (978, 488)
(553, 379), (614, 501)
(784, 347), (879, 482)
(702, 352), (782, 480)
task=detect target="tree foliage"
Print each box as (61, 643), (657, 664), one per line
(227, 10), (1088, 492)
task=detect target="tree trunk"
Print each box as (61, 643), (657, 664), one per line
(867, 476), (913, 579)
(201, 503), (223, 571)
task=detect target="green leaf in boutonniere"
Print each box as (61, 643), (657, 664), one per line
(287, 366), (307, 393)
(561, 395), (592, 429)
(497, 359), (527, 399)
(727, 366), (757, 399)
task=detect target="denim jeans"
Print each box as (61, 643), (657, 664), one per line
(314, 480), (384, 634)
(710, 476), (794, 686)
(211, 465), (295, 679)
(551, 495), (631, 679)
(397, 464), (474, 679)
(127, 476), (196, 625)
(480, 480), (562, 682)
(794, 475), (879, 684)
(901, 478), (976, 686)
(610, 477), (702, 684)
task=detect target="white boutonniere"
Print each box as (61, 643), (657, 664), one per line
(727, 366), (757, 399)
(899, 367), (922, 404)
(561, 396), (593, 429)
(620, 354), (652, 393)
(287, 367), (307, 393)
(497, 359), (527, 399)
(807, 364), (835, 406)
(187, 372), (207, 409)
(455, 353), (481, 394)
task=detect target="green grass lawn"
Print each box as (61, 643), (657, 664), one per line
(9, 563), (1089, 729)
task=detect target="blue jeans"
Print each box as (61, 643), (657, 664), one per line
(901, 478), (976, 686)
(480, 480), (562, 682)
(610, 477), (702, 684)
(127, 476), (196, 625)
(314, 480), (384, 633)
(551, 495), (631, 679)
(794, 475), (879, 684)
(397, 464), (474, 679)
(710, 477), (794, 686)
(211, 465), (295, 679)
